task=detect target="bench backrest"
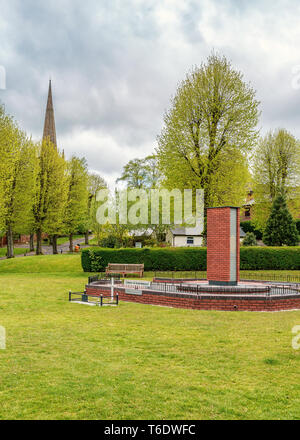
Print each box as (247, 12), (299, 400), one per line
(107, 263), (144, 271)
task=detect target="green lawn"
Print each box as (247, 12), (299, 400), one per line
(0, 254), (82, 274)
(0, 247), (29, 258)
(0, 255), (300, 419)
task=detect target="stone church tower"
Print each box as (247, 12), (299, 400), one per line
(42, 80), (57, 147)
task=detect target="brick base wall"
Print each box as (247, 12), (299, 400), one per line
(86, 284), (300, 312)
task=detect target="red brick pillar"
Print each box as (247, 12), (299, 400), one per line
(207, 207), (240, 286)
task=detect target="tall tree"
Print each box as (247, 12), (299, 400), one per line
(84, 173), (107, 245)
(253, 129), (300, 229)
(156, 53), (260, 209)
(33, 139), (67, 255)
(117, 155), (160, 189)
(64, 156), (88, 252)
(0, 105), (37, 258)
(263, 192), (299, 246)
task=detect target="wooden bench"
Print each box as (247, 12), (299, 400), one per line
(106, 263), (144, 278)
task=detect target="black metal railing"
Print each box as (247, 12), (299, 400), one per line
(88, 273), (121, 284)
(151, 271), (300, 284)
(147, 281), (300, 297)
(240, 273), (300, 284)
(69, 290), (119, 306)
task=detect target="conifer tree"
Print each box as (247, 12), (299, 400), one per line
(263, 192), (299, 246)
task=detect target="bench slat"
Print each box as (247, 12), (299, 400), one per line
(106, 263), (144, 277)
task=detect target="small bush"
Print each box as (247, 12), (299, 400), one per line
(240, 220), (263, 240)
(242, 232), (257, 246)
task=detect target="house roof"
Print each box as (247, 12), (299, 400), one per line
(240, 227), (246, 237)
(171, 225), (202, 236)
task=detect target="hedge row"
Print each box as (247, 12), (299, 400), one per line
(240, 247), (300, 270)
(82, 247), (207, 272)
(81, 246), (300, 272)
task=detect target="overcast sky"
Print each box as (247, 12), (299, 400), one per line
(1, 0), (300, 188)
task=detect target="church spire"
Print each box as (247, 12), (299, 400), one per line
(43, 79), (57, 147)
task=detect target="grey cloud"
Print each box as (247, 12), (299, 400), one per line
(1, 0), (300, 181)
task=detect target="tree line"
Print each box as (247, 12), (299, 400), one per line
(0, 104), (107, 258)
(1, 52), (299, 253)
(114, 53), (300, 246)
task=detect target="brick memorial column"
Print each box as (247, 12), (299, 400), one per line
(207, 207), (240, 286)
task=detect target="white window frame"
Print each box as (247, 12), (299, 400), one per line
(187, 236), (194, 245)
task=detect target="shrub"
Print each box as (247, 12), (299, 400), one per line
(240, 220), (263, 240)
(263, 193), (298, 246)
(81, 246), (300, 272)
(99, 234), (119, 248)
(242, 232), (257, 246)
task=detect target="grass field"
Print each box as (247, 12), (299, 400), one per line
(0, 254), (300, 420)
(0, 247), (29, 258)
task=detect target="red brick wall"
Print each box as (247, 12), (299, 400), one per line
(0, 233), (49, 247)
(207, 207), (240, 284)
(236, 208), (240, 282)
(86, 285), (300, 312)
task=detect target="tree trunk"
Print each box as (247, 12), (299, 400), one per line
(6, 226), (14, 259)
(69, 233), (73, 253)
(30, 233), (35, 252)
(85, 231), (89, 245)
(36, 229), (43, 255)
(52, 235), (58, 254)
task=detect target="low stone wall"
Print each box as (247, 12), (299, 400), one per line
(85, 283), (300, 312)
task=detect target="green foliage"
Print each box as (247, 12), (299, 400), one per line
(64, 156), (89, 235)
(85, 172), (107, 236)
(87, 249), (104, 272)
(240, 247), (300, 270)
(33, 139), (68, 243)
(0, 106), (36, 228)
(242, 232), (257, 246)
(0, 104), (38, 257)
(82, 246), (300, 272)
(240, 221), (263, 240)
(253, 129), (300, 228)
(117, 155), (160, 189)
(157, 53), (260, 208)
(81, 247), (207, 272)
(263, 193), (299, 246)
(98, 234), (120, 248)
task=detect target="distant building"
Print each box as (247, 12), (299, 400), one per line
(166, 224), (203, 247)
